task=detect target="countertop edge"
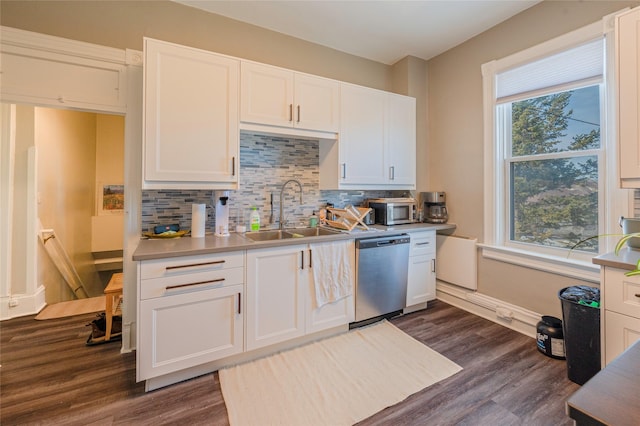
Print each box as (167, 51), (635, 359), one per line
(132, 223), (456, 261)
(592, 247), (640, 271)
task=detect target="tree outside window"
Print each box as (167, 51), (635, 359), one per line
(506, 85), (601, 252)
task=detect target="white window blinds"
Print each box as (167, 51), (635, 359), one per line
(496, 37), (604, 103)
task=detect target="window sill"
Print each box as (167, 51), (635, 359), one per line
(479, 244), (600, 283)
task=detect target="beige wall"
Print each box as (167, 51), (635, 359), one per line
(428, 0), (640, 317)
(11, 105), (35, 296)
(0, 0), (391, 91)
(36, 108), (102, 301)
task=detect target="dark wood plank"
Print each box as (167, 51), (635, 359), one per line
(0, 301), (579, 425)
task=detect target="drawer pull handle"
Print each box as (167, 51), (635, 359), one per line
(309, 249), (313, 268)
(237, 292), (242, 314)
(165, 278), (225, 291)
(415, 242), (431, 246)
(301, 250), (305, 270)
(166, 260), (225, 271)
(636, 293), (640, 298)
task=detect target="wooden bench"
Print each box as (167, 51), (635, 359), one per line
(104, 272), (123, 341)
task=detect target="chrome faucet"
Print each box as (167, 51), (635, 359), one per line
(279, 179), (303, 230)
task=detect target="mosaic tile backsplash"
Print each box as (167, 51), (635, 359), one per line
(141, 133), (406, 233)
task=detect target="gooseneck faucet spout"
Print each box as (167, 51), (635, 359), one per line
(279, 179), (303, 230)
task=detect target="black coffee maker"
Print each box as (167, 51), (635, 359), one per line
(422, 191), (448, 223)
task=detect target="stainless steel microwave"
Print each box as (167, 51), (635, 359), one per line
(367, 198), (416, 225)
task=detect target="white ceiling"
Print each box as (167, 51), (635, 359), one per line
(174, 0), (541, 65)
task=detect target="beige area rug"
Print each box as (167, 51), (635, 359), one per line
(35, 297), (105, 320)
(219, 320), (462, 426)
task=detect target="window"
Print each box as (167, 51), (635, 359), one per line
(482, 20), (628, 280)
(503, 85), (602, 254)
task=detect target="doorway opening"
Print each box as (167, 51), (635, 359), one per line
(10, 104), (125, 306)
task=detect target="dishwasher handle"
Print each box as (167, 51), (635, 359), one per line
(356, 234), (410, 249)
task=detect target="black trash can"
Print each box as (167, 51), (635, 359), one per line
(558, 286), (601, 385)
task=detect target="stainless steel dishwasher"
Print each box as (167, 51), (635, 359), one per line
(352, 234), (410, 326)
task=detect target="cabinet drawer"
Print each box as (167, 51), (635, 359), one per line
(604, 268), (640, 318)
(140, 267), (244, 300)
(409, 231), (435, 256)
(140, 251), (244, 280)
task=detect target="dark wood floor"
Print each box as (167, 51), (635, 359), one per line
(1, 300), (580, 425)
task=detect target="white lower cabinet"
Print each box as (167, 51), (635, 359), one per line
(406, 231), (436, 307)
(306, 241), (355, 334)
(137, 251), (244, 381)
(602, 267), (640, 365)
(246, 245), (306, 351)
(246, 241), (355, 351)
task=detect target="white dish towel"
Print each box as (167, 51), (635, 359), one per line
(311, 240), (354, 308)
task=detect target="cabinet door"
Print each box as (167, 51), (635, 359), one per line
(294, 74), (340, 132)
(144, 38), (239, 186)
(339, 83), (387, 184)
(306, 242), (355, 333)
(605, 310), (640, 365)
(246, 245), (306, 350)
(138, 284), (243, 380)
(617, 8), (640, 187)
(387, 94), (416, 187)
(406, 254), (436, 306)
(240, 62), (294, 127)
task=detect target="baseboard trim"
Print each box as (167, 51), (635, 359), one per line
(436, 281), (540, 339)
(0, 285), (46, 320)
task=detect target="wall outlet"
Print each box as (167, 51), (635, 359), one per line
(8, 299), (18, 307)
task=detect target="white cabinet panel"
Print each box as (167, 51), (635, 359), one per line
(144, 38), (239, 189)
(604, 310), (640, 365)
(138, 284), (243, 380)
(306, 241), (355, 333)
(322, 83), (416, 190)
(617, 7), (640, 187)
(387, 94), (416, 186)
(240, 61), (339, 133)
(407, 254), (435, 306)
(406, 231), (436, 307)
(294, 73), (340, 132)
(240, 62), (293, 127)
(246, 245), (306, 351)
(339, 83), (387, 185)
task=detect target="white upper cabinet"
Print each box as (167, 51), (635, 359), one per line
(617, 7), (640, 188)
(387, 93), (417, 186)
(143, 38), (239, 189)
(240, 61), (340, 134)
(320, 83), (416, 189)
(338, 83), (387, 185)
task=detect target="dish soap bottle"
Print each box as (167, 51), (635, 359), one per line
(309, 211), (318, 228)
(250, 207), (261, 231)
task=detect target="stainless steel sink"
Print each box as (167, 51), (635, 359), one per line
(284, 227), (341, 238)
(243, 227), (341, 242)
(244, 230), (288, 241)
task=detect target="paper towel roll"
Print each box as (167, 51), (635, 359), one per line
(191, 204), (206, 238)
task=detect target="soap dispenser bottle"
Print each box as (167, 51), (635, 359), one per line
(249, 207), (261, 231)
(309, 211), (318, 228)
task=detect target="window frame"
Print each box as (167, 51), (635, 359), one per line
(481, 17), (631, 282)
